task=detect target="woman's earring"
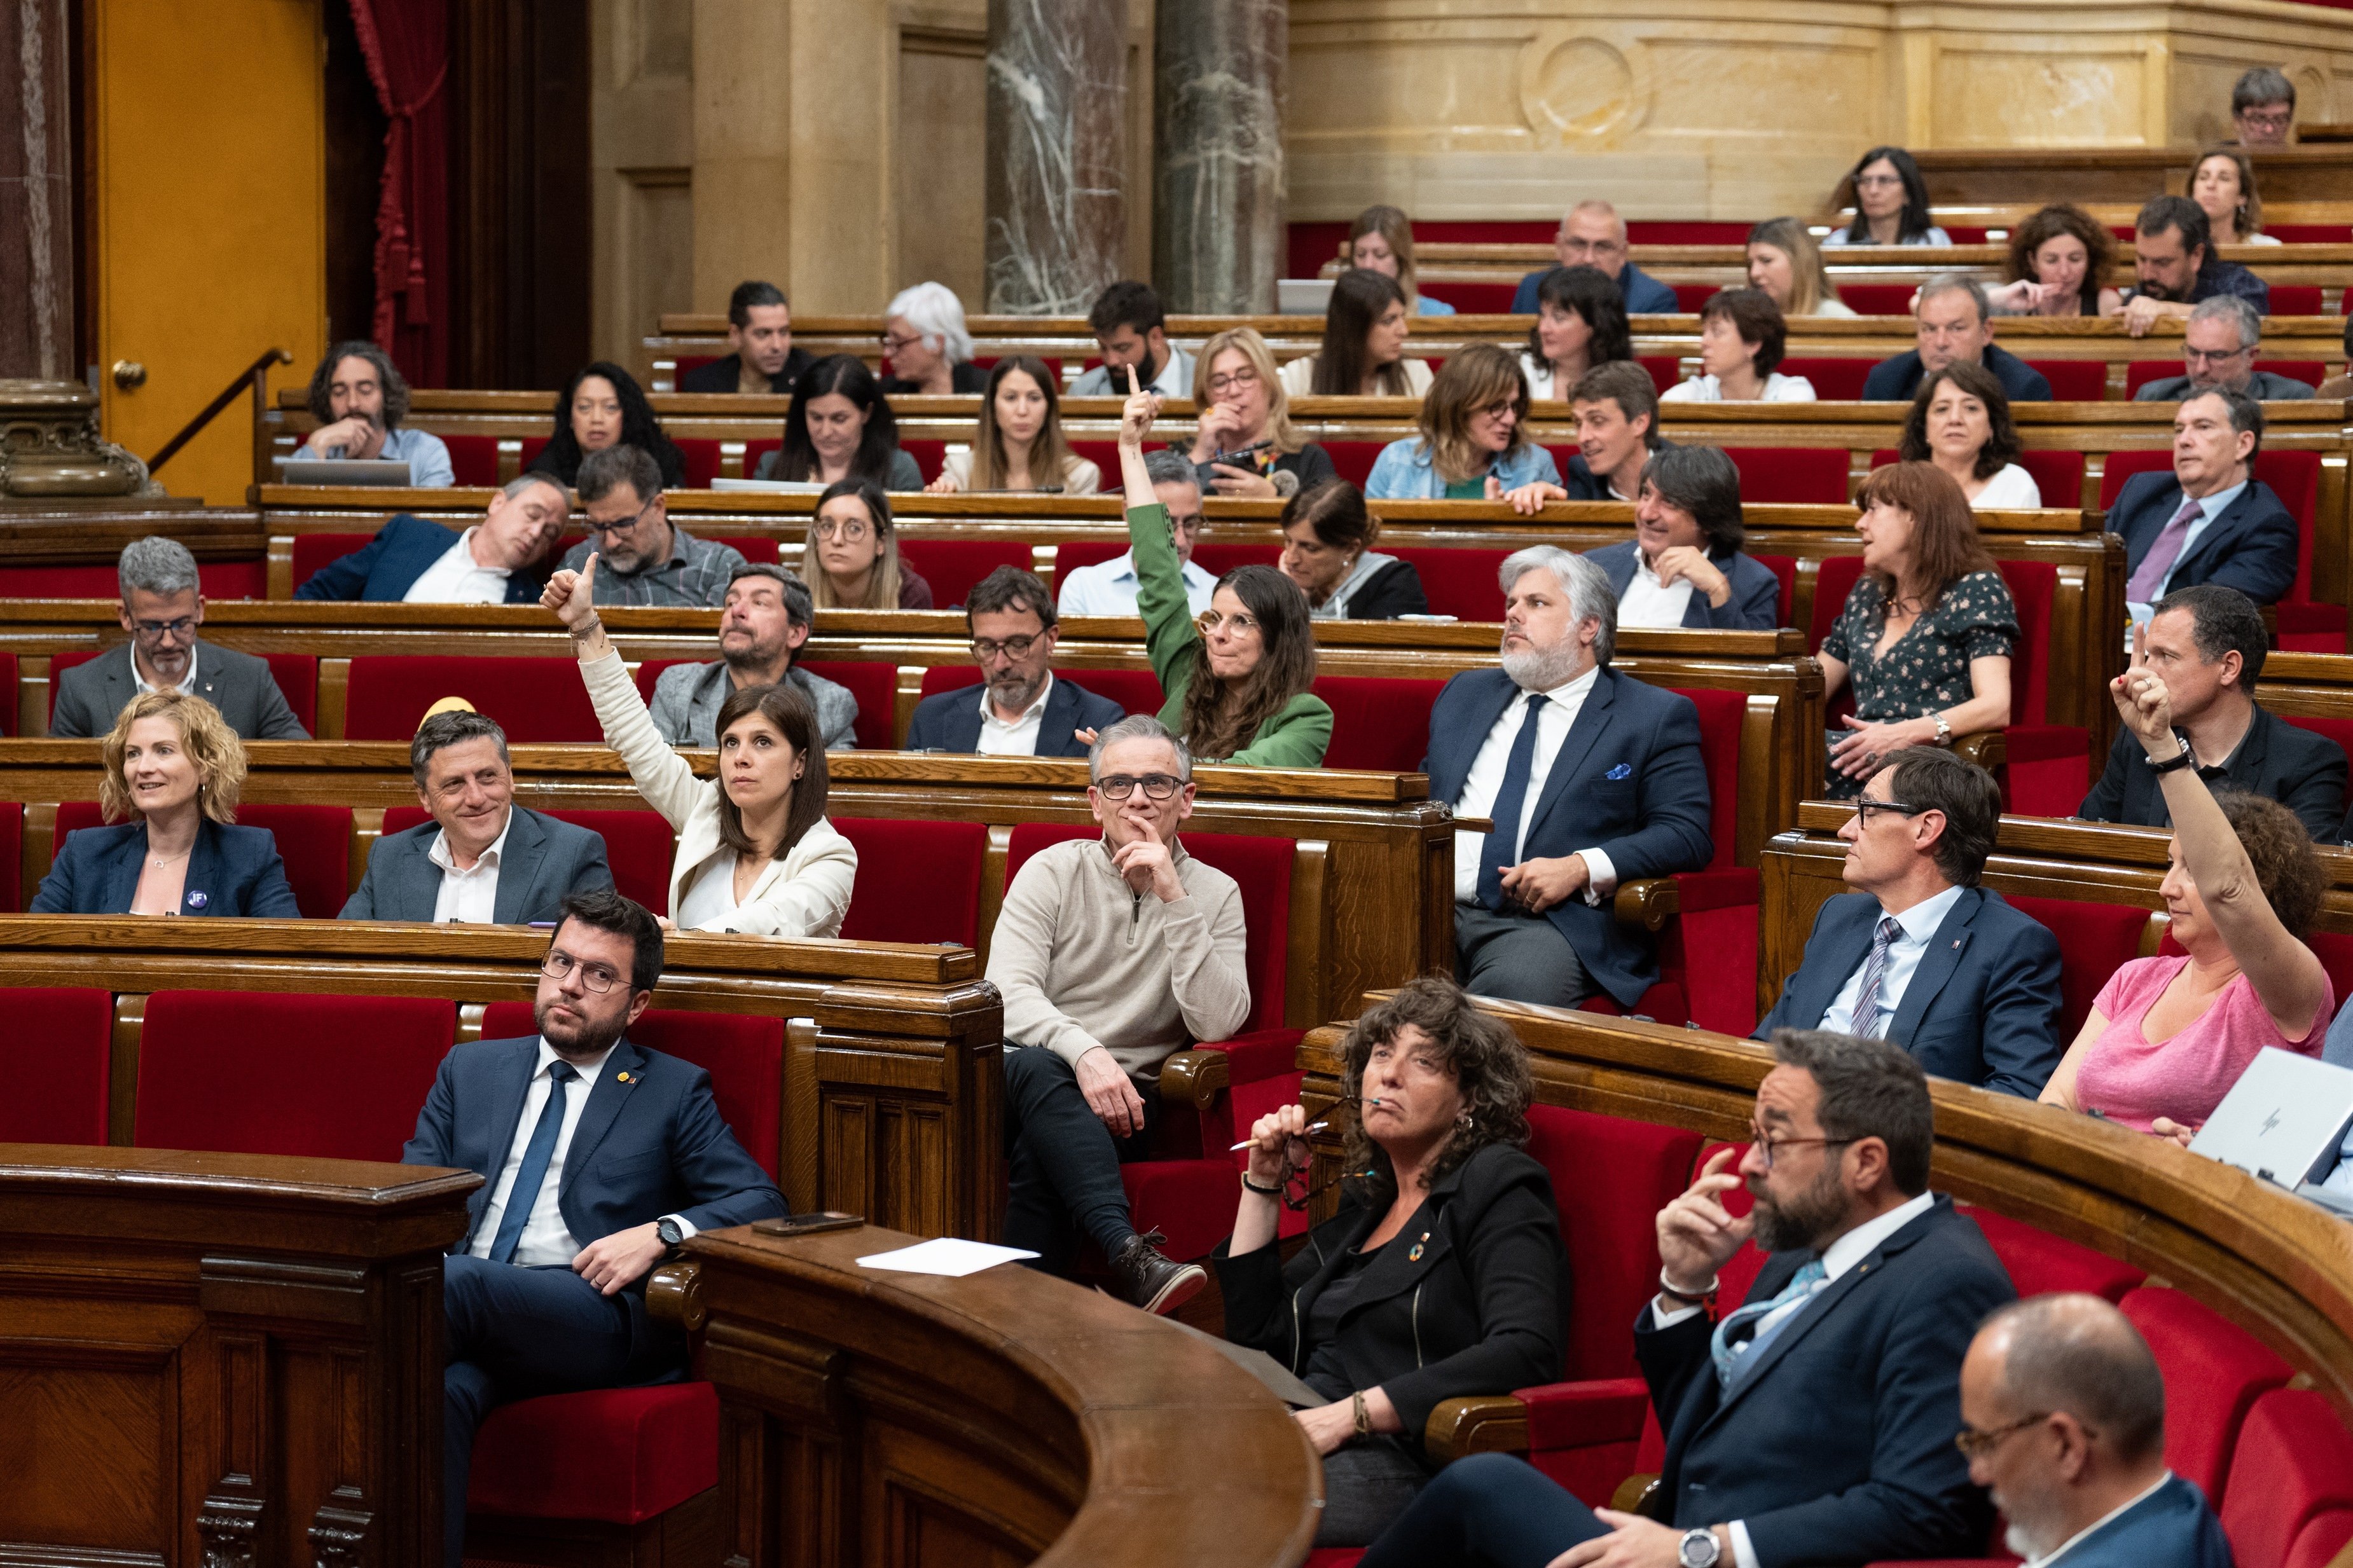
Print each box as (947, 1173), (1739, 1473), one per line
(1455, 1110), (1474, 1132)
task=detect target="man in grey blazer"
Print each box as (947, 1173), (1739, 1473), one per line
(2132, 296), (2315, 404)
(646, 561), (860, 750)
(342, 709), (613, 922)
(50, 537), (310, 740)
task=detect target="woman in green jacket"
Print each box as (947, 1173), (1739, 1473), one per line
(1117, 369), (1332, 767)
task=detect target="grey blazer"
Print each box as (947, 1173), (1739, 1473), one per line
(2134, 371), (2316, 402)
(50, 640), (310, 740)
(339, 804), (614, 923)
(648, 659), (860, 751)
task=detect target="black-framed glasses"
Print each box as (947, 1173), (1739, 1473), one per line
(879, 331), (925, 355)
(1955, 1412), (2073, 1461)
(2183, 345), (2254, 367)
(970, 634), (1039, 662)
(1095, 773), (1182, 801)
(583, 497), (658, 537)
(1747, 1121), (1856, 1171)
(542, 950), (621, 993)
(132, 617), (197, 639)
(1851, 798), (1928, 824)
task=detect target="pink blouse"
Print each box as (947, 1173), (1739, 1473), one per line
(2074, 955), (2331, 1132)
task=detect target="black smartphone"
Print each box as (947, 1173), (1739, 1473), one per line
(752, 1211), (863, 1238)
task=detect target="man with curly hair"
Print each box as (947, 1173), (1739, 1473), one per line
(291, 340), (455, 486)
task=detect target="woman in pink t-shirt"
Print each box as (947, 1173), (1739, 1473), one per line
(2041, 623), (2333, 1134)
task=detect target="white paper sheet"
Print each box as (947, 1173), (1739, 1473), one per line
(855, 1237), (1041, 1277)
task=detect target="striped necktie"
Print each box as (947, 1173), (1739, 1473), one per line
(1847, 916), (1902, 1038)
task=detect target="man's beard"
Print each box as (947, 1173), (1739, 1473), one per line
(722, 634), (787, 678)
(343, 406), (388, 434)
(1749, 1160), (1850, 1253)
(2137, 278), (2183, 303)
(988, 668), (1048, 713)
(1501, 639), (1583, 691)
(535, 994), (628, 1057)
(1997, 1487), (2066, 1562)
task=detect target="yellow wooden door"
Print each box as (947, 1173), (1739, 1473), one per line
(90, 0), (326, 505)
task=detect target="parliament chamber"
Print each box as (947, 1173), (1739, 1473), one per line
(9, 3), (2353, 1566)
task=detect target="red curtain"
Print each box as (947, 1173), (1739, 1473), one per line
(346, 0), (449, 387)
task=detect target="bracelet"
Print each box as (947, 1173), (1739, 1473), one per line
(1659, 1267), (1720, 1305)
(1241, 1171), (1284, 1197)
(1352, 1391), (1371, 1438)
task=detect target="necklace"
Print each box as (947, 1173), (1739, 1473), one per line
(149, 848), (191, 869)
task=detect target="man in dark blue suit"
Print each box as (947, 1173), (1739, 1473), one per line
(904, 567), (1127, 757)
(296, 474), (569, 603)
(1861, 277), (2052, 403)
(1755, 748), (2063, 1097)
(1585, 446), (1782, 631)
(2115, 386), (2299, 623)
(403, 890), (786, 1567)
(1359, 1029), (2017, 1568)
(1510, 201), (1680, 316)
(1423, 547), (1714, 1009)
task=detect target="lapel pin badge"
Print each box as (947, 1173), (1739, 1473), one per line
(617, 1071), (631, 1083)
(1409, 1229), (1430, 1262)
(185, 890), (208, 909)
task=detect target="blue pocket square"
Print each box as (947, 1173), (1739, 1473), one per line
(1604, 763), (1633, 781)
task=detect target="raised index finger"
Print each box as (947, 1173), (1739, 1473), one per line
(2129, 617), (2146, 668)
(1127, 362), (1140, 396)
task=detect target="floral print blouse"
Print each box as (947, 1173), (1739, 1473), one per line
(1823, 568), (2018, 791)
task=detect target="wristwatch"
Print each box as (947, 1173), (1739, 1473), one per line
(1931, 711), (1952, 747)
(1678, 1527), (1723, 1568)
(656, 1216), (686, 1248)
(2147, 734), (2197, 774)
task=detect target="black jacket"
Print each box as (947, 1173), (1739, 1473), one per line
(1213, 1141), (1567, 1454)
(878, 362), (988, 395)
(677, 348), (814, 395)
(2080, 704), (2346, 841)
(1335, 558), (1430, 619)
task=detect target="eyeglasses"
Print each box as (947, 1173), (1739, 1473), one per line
(1094, 773), (1183, 801)
(1955, 1412), (2073, 1461)
(2183, 345), (2254, 366)
(132, 617), (197, 639)
(1196, 609), (1262, 636)
(970, 633), (1039, 661)
(1851, 797), (1928, 824)
(1746, 1120), (1856, 1171)
(583, 497), (658, 537)
(1204, 367), (1259, 395)
(1476, 399), (1519, 421)
(1557, 237), (1627, 258)
(811, 519), (873, 542)
(879, 331), (925, 355)
(542, 950), (623, 993)
(2238, 109), (2294, 130)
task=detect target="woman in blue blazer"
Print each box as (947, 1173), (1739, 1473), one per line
(1584, 444), (1783, 630)
(32, 689), (301, 918)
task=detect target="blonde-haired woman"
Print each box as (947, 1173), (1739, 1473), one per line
(927, 355), (1101, 494)
(1746, 217), (1857, 317)
(1349, 204), (1456, 317)
(1187, 325), (1340, 499)
(804, 478), (934, 609)
(1364, 344), (1561, 499)
(32, 689), (300, 916)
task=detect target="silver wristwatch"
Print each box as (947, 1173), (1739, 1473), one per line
(1931, 712), (1952, 746)
(1678, 1528), (1723, 1568)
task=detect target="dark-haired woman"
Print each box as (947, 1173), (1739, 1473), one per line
(527, 362), (686, 488)
(1281, 269), (1433, 399)
(1898, 361), (2040, 509)
(804, 478), (934, 610)
(1280, 481), (1428, 620)
(1660, 289), (1815, 402)
(544, 554), (856, 936)
(1119, 378), (1331, 766)
(1986, 204), (2122, 318)
(1823, 146), (1952, 248)
(753, 354), (925, 490)
(1585, 446), (1781, 630)
(927, 355), (1101, 494)
(1517, 265), (1631, 400)
(1218, 976), (1566, 1547)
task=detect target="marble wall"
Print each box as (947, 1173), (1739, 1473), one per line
(0, 0), (74, 382)
(1154, 0), (1287, 313)
(985, 0), (1130, 314)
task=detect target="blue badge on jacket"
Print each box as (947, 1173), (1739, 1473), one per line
(1605, 763), (1632, 780)
(184, 890), (208, 909)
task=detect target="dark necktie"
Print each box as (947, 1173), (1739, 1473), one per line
(1477, 692), (1550, 912)
(1846, 917), (1902, 1038)
(488, 1060), (577, 1265)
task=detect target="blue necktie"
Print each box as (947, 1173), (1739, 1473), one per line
(488, 1060), (577, 1265)
(1709, 1258), (1828, 1390)
(1477, 693), (1550, 912)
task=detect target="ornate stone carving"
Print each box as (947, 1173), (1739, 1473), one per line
(0, 378), (155, 500)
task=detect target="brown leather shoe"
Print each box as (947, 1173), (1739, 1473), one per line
(1108, 1229), (1206, 1316)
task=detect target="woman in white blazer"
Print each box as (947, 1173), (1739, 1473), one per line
(543, 553), (857, 937)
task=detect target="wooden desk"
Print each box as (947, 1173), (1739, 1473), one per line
(1910, 145), (2353, 207)
(0, 1145), (477, 1567)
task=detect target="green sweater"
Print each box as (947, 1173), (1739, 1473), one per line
(1128, 501), (1332, 768)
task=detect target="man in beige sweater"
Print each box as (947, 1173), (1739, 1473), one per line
(987, 714), (1252, 1314)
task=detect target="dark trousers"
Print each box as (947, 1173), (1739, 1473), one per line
(1356, 1452), (1610, 1568)
(441, 1253), (678, 1568)
(1002, 1045), (1160, 1274)
(1456, 904), (1597, 1009)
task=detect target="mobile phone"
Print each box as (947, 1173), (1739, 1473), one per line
(753, 1211), (864, 1238)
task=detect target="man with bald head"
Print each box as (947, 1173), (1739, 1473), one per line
(1512, 200), (1680, 315)
(1960, 1293), (2229, 1568)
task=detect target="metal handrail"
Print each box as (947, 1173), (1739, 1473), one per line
(147, 347), (293, 475)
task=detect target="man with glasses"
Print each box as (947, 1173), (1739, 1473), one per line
(555, 444), (745, 608)
(52, 537), (310, 739)
(1057, 449), (1218, 617)
(1957, 1294), (2228, 1568)
(403, 888), (786, 1568)
(1861, 276), (2053, 402)
(1359, 1028), (2016, 1568)
(2133, 295), (2315, 403)
(1510, 200), (1679, 315)
(986, 713), (1250, 1314)
(2230, 66), (2296, 148)
(646, 561), (859, 749)
(1755, 746), (2063, 1097)
(294, 473), (569, 605)
(905, 567), (1126, 755)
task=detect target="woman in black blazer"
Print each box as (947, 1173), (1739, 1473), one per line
(32, 689), (300, 918)
(1217, 977), (1566, 1547)
(1279, 479), (1430, 621)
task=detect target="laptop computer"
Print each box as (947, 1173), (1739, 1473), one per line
(277, 457), (415, 487)
(711, 478), (826, 494)
(1277, 278), (1336, 315)
(2188, 1047), (2353, 1188)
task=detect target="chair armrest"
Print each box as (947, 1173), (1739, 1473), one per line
(645, 1258), (705, 1332)
(1158, 1029), (1304, 1111)
(1611, 1475), (1663, 1517)
(1952, 731), (2006, 770)
(1423, 1395), (1530, 1462)
(1614, 878), (1678, 933)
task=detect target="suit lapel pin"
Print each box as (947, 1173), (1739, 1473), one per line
(1408, 1230), (1429, 1262)
(184, 890), (207, 909)
(616, 1071), (631, 1083)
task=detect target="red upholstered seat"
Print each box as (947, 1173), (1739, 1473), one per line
(1, 986), (111, 1144)
(1671, 284), (1719, 313)
(261, 653), (321, 734)
(899, 438), (946, 485)
(1319, 441), (1386, 488)
(1063, 667), (1165, 718)
(343, 656), (604, 742)
(2005, 897), (2152, 1036)
(898, 539), (1035, 608)
(1313, 675), (1443, 773)
(724, 535), (780, 565)
(1190, 542), (1283, 577)
(672, 437), (723, 488)
(1638, 357), (1681, 395)
(385, 804), (675, 912)
(2264, 287), (2324, 317)
(1778, 357), (1878, 401)
(469, 1383), (719, 1526)
(0, 561), (265, 599)
(1750, 553), (1797, 626)
(2120, 1285), (2291, 1509)
(1065, 438), (1119, 490)
(673, 353), (721, 383)
(2023, 361), (2108, 402)
(2281, 715), (2353, 810)
(2218, 1389), (2353, 1568)
(132, 990), (454, 1160)
(443, 434), (500, 486)
(1961, 1205), (2146, 1301)
(742, 437), (780, 478)
(1051, 539), (1128, 586)
(53, 800), (351, 919)
(795, 660), (898, 749)
(1837, 282), (1919, 317)
(970, 354), (1063, 384)
(1389, 546), (1510, 621)
(291, 531), (378, 593)
(0, 649), (16, 736)
(2265, 227), (2350, 245)
(831, 817), (987, 946)
(1723, 446), (1849, 504)
(1418, 281), (1518, 314)
(0, 800), (20, 913)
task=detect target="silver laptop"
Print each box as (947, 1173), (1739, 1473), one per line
(277, 457), (415, 486)
(711, 478), (826, 494)
(2188, 1047), (2353, 1188)
(1277, 278), (1337, 315)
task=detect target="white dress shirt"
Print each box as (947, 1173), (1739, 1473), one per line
(403, 526), (513, 604)
(1451, 668), (1618, 907)
(976, 672), (1054, 756)
(469, 1038), (616, 1267)
(2126, 478), (2251, 625)
(427, 808), (512, 924)
(1056, 550), (1217, 618)
(1821, 884), (1966, 1038)
(1616, 549), (1700, 628)
(1660, 372), (1818, 403)
(132, 643), (195, 696)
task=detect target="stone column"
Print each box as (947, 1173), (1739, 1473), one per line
(1153, 0), (1285, 315)
(984, 0), (1126, 316)
(0, 0), (76, 380)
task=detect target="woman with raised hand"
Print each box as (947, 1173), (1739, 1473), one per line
(1119, 365), (1331, 767)
(543, 553), (857, 936)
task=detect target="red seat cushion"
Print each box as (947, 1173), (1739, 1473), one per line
(1526, 1106), (1705, 1380)
(2280, 715), (2353, 810)
(1318, 441), (1386, 489)
(673, 437), (723, 488)
(1051, 539), (1129, 586)
(1389, 546), (1511, 621)
(2264, 287), (2323, 317)
(133, 990), (454, 1160)
(2018, 449), (2087, 507)
(794, 660), (897, 750)
(1313, 675), (1444, 773)
(2121, 1284), (2291, 1508)
(443, 434), (500, 486)
(2217, 1389), (2353, 1568)
(343, 656), (604, 743)
(0, 649), (15, 737)
(673, 354), (721, 383)
(897, 539), (1035, 609)
(291, 532), (378, 594)
(1671, 284), (1720, 314)
(1777, 357), (1878, 401)
(1961, 1206), (2145, 1302)
(1723, 446), (1849, 504)
(0, 986), (112, 1143)
(1638, 357), (1681, 396)
(1837, 282), (1919, 317)
(0, 800), (19, 914)
(831, 818), (987, 946)
(1190, 542), (1283, 578)
(469, 1383), (718, 1524)
(54, 800), (350, 921)
(1751, 553), (1796, 626)
(2024, 361), (2109, 402)
(1061, 667), (1164, 718)
(2005, 897), (2151, 1038)
(0, 560), (264, 599)
(1418, 281), (1519, 315)
(261, 653), (321, 734)
(386, 805), (675, 913)
(1671, 687), (1744, 874)
(1065, 438), (1119, 489)
(899, 438), (946, 485)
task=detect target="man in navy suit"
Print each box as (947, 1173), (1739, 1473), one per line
(2115, 385), (2299, 625)
(904, 567), (1127, 757)
(1361, 1028), (2016, 1568)
(1960, 1294), (2230, 1568)
(1423, 547), (1714, 1009)
(403, 890), (786, 1567)
(1861, 277), (2053, 403)
(296, 473), (569, 603)
(1511, 201), (1680, 316)
(1756, 747), (2063, 1097)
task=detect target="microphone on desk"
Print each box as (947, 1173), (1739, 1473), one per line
(1271, 469), (1301, 499)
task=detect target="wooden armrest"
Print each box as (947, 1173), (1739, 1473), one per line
(1952, 731), (2005, 770)
(645, 1258), (706, 1332)
(1158, 1048), (1228, 1111)
(1613, 877), (1678, 933)
(1423, 1395), (1530, 1462)
(1611, 1474), (1663, 1517)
